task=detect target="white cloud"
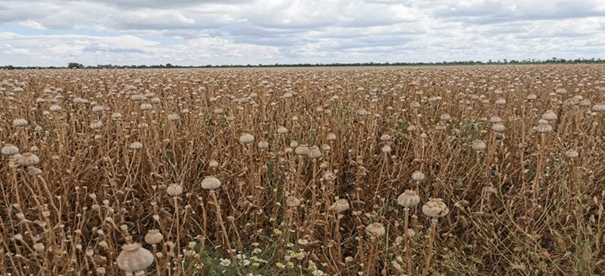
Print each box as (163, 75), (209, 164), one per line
(18, 20), (45, 30)
(0, 32), (280, 66)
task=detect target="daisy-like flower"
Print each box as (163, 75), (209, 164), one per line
(219, 258), (231, 267)
(252, 248), (262, 255)
(297, 239), (308, 245)
(312, 269), (324, 276)
(286, 262), (294, 268)
(251, 242), (259, 247)
(252, 262), (260, 268)
(276, 262), (286, 269)
(295, 252), (305, 260)
(242, 259), (251, 266)
(273, 229), (282, 235)
(236, 253), (247, 259)
(286, 243), (294, 248)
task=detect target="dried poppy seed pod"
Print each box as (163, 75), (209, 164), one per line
(129, 142), (143, 150)
(208, 160), (219, 168)
(131, 94), (144, 101)
(90, 121), (103, 130)
(380, 134), (391, 141)
(92, 105), (104, 113)
(49, 105), (62, 112)
(365, 223), (386, 238)
(397, 190), (420, 208)
(357, 109), (370, 116)
(116, 243), (154, 273)
(213, 108), (224, 114)
(258, 141), (269, 149)
(494, 98), (506, 106)
(323, 171), (336, 181)
(565, 149), (579, 158)
(1, 145), (19, 156)
(321, 144), (331, 152)
(580, 99), (591, 107)
(33, 242), (45, 252)
(326, 133), (336, 141)
(18, 153), (39, 167)
(239, 133), (255, 144)
(144, 229), (163, 245)
(285, 196), (301, 207)
(12, 118), (28, 128)
(140, 103), (152, 111)
(489, 116), (502, 124)
(295, 145), (309, 156)
(412, 171), (425, 182)
(166, 184), (183, 196)
(472, 140), (486, 152)
(440, 114), (451, 122)
(492, 123), (506, 133)
(168, 113), (181, 122)
(28, 166), (42, 176)
(526, 93), (537, 101)
(277, 126), (288, 134)
(591, 104), (605, 112)
(201, 176), (221, 190)
(307, 146), (322, 159)
(330, 199), (350, 213)
(111, 113), (123, 121)
(535, 124), (552, 133)
(381, 145), (392, 153)
(422, 198), (449, 218)
(542, 111), (558, 122)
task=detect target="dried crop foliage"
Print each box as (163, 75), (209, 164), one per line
(0, 64), (604, 275)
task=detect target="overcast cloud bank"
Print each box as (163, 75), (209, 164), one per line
(1, 0), (604, 66)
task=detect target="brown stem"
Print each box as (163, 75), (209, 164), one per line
(422, 219), (438, 276)
(404, 208), (413, 276)
(209, 190), (239, 273)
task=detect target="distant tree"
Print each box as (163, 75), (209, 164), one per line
(68, 62), (84, 69)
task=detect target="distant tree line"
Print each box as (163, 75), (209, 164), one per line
(2, 57), (605, 70)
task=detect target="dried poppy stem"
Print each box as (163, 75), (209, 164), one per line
(375, 151), (389, 198)
(421, 198), (449, 276)
(533, 133), (548, 210)
(403, 208), (413, 275)
(422, 218), (438, 276)
(209, 190), (239, 272)
(364, 223), (385, 275)
(172, 197), (180, 256)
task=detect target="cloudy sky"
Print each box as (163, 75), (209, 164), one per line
(1, 0), (604, 66)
